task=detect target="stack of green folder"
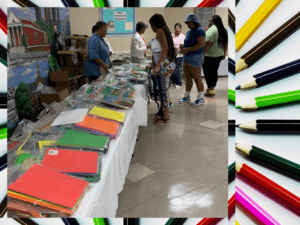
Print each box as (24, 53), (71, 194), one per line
(57, 129), (110, 152)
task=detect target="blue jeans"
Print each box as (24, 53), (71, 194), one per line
(171, 57), (183, 86)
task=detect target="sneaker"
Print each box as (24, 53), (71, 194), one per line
(191, 98), (204, 106)
(179, 96), (190, 104)
(175, 85), (181, 88)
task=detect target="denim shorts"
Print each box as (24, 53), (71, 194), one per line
(183, 54), (204, 67)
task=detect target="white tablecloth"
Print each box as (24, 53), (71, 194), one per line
(74, 85), (147, 217)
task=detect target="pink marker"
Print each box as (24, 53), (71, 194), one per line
(236, 186), (280, 225)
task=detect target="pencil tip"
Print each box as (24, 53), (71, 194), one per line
(235, 85), (241, 90)
(236, 59), (248, 73)
(236, 106), (241, 109)
(235, 124), (240, 127)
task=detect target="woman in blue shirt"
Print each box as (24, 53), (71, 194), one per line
(84, 21), (110, 82)
(179, 14), (206, 106)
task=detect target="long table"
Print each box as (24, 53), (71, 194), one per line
(74, 85), (147, 217)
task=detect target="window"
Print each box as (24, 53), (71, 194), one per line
(34, 31), (38, 40)
(13, 19), (15, 23)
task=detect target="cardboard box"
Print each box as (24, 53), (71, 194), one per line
(50, 70), (70, 82)
(39, 87), (69, 105)
(60, 61), (84, 76)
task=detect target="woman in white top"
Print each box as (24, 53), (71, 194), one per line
(171, 23), (185, 87)
(131, 22), (150, 64)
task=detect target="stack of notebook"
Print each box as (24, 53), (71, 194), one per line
(7, 198), (70, 218)
(101, 85), (132, 98)
(56, 129), (110, 152)
(42, 148), (99, 176)
(97, 94), (135, 109)
(89, 106), (126, 124)
(75, 116), (121, 139)
(7, 164), (89, 215)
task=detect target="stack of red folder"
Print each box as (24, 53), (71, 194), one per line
(7, 164), (89, 215)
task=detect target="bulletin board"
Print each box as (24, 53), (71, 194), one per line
(100, 8), (136, 36)
(196, 8), (216, 31)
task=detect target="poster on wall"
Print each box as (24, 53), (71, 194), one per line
(100, 8), (135, 36)
(196, 8), (215, 31)
(7, 7), (71, 131)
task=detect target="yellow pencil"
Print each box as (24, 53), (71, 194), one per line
(235, 220), (240, 225)
(236, 0), (283, 52)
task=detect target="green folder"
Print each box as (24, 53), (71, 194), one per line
(15, 153), (33, 165)
(57, 130), (109, 151)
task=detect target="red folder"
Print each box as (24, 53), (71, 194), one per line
(8, 164), (88, 209)
(42, 148), (98, 175)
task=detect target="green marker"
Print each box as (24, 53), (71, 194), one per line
(228, 89), (236, 102)
(236, 89), (300, 110)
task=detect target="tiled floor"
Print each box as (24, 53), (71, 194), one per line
(116, 77), (228, 218)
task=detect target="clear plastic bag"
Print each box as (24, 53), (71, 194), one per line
(94, 93), (135, 109)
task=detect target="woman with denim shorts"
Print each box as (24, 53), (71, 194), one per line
(149, 14), (177, 124)
(179, 14), (206, 106)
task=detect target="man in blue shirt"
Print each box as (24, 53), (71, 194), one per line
(84, 21), (110, 81)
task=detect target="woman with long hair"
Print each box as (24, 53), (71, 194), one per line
(203, 15), (228, 96)
(179, 14), (206, 106)
(149, 14), (177, 124)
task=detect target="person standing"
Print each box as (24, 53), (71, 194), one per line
(171, 23), (185, 88)
(179, 14), (206, 106)
(203, 15), (228, 97)
(149, 14), (177, 124)
(131, 22), (150, 64)
(84, 21), (110, 82)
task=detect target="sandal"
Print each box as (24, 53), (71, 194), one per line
(154, 118), (170, 124)
(204, 89), (215, 97)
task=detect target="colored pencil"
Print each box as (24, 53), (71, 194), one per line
(236, 0), (240, 6)
(12, 0), (38, 7)
(229, 162), (235, 182)
(228, 9), (235, 33)
(237, 11), (300, 73)
(0, 15), (7, 35)
(62, 219), (79, 225)
(198, 0), (224, 7)
(236, 186), (280, 225)
(228, 194), (235, 219)
(124, 218), (139, 225)
(61, 0), (79, 7)
(229, 57), (235, 75)
(93, 218), (109, 225)
(0, 44), (7, 63)
(236, 161), (300, 214)
(165, 219), (184, 225)
(0, 154), (7, 171)
(235, 143), (300, 180)
(236, 120), (300, 134)
(236, 89), (300, 110)
(228, 89), (235, 102)
(235, 221), (240, 225)
(197, 218), (223, 225)
(93, 0), (109, 7)
(228, 120), (235, 136)
(236, 0), (282, 52)
(124, 0), (140, 7)
(166, 0), (188, 7)
(0, 195), (7, 218)
(236, 59), (300, 90)
(13, 218), (39, 225)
